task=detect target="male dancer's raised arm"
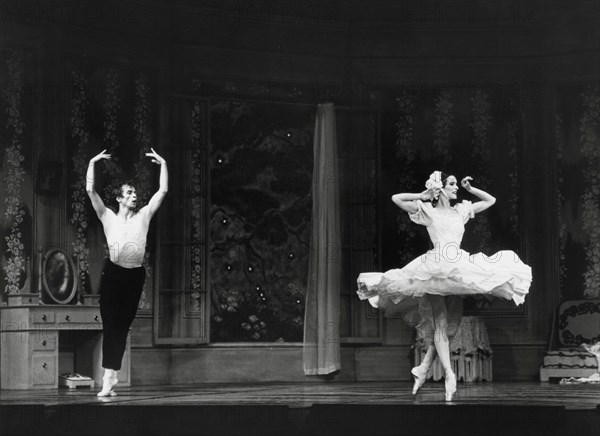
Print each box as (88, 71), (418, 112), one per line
(143, 147), (168, 218)
(86, 149), (111, 219)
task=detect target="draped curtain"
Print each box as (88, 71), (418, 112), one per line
(303, 103), (341, 375)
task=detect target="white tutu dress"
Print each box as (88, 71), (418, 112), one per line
(356, 200), (532, 338)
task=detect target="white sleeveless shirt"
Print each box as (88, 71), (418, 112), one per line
(100, 207), (151, 268)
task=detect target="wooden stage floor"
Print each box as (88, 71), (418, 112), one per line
(1, 381), (599, 436)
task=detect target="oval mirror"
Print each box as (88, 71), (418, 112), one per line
(42, 249), (77, 304)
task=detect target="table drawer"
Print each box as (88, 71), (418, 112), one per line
(32, 311), (56, 324)
(31, 332), (58, 351)
(57, 311), (102, 324)
(32, 354), (57, 387)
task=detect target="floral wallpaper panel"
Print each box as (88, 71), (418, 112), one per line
(555, 84), (600, 300)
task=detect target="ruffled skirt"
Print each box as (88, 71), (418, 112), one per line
(357, 249), (532, 342)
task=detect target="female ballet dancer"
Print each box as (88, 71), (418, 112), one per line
(357, 171), (532, 401)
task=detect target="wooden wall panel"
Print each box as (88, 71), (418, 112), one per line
(355, 346), (413, 381)
(493, 345), (547, 381)
(131, 347), (356, 385)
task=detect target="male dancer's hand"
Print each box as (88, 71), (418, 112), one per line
(90, 149), (111, 163)
(145, 147), (166, 165)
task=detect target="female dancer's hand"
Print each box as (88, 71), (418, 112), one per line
(420, 188), (440, 201)
(461, 176), (473, 192)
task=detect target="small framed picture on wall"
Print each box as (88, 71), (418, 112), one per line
(36, 160), (63, 196)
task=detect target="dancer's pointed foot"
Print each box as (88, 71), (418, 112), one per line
(411, 365), (429, 395)
(97, 374), (118, 397)
(444, 370), (456, 402)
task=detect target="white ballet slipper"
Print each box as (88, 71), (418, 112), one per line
(444, 370), (456, 402)
(411, 364), (429, 395)
(97, 374), (118, 397)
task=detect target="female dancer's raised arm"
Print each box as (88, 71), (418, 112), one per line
(392, 188), (438, 214)
(460, 176), (496, 214)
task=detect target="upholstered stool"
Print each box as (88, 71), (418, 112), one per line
(540, 299), (600, 381)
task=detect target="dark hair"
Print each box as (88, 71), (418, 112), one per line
(113, 180), (136, 199)
(431, 172), (452, 208)
(105, 181), (137, 212)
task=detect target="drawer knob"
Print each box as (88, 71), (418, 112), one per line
(41, 315), (47, 321)
(65, 315), (70, 321)
(94, 315), (100, 321)
(42, 362), (47, 369)
(42, 340), (47, 346)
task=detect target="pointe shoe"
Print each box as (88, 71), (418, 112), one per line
(411, 365), (429, 395)
(444, 370), (456, 402)
(97, 375), (118, 397)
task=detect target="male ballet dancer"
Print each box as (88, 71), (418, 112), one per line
(86, 147), (168, 396)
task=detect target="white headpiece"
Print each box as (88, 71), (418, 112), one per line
(425, 171), (443, 190)
(425, 171), (447, 200)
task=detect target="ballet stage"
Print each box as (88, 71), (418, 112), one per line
(1, 382), (598, 436)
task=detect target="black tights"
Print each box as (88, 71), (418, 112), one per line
(99, 260), (145, 371)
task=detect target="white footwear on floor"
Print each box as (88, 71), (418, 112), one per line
(444, 370), (456, 402)
(411, 365), (429, 395)
(97, 374), (118, 397)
